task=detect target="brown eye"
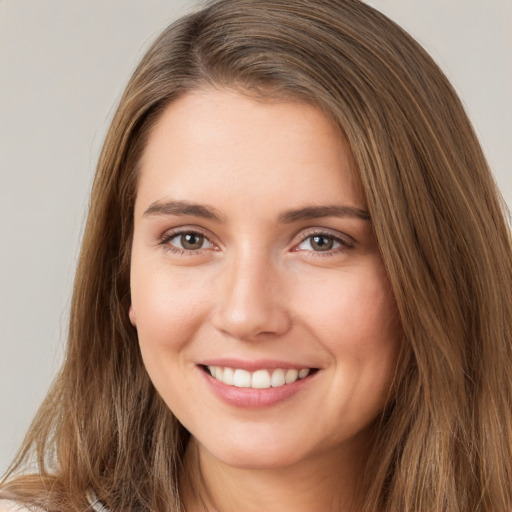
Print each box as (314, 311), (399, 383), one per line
(166, 231), (213, 252)
(296, 232), (349, 253)
(180, 233), (204, 250)
(310, 235), (334, 251)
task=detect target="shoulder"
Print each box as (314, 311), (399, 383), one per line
(0, 500), (45, 512)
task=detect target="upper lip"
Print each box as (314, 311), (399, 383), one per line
(199, 358), (318, 371)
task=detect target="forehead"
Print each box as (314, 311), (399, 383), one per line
(135, 88), (365, 216)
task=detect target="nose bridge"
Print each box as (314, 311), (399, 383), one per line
(212, 245), (291, 341)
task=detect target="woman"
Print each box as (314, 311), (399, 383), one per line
(1, 0), (511, 510)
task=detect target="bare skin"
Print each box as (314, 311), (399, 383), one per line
(180, 433), (372, 512)
(129, 88), (401, 511)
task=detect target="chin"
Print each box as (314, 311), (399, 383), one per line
(195, 426), (325, 471)
(209, 445), (306, 470)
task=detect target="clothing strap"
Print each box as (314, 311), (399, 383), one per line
(85, 490), (112, 512)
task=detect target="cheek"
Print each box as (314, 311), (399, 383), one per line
(130, 263), (217, 415)
(297, 263), (401, 396)
(295, 265), (400, 352)
(130, 263), (215, 356)
(297, 266), (401, 426)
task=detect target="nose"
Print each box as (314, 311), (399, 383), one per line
(211, 251), (292, 342)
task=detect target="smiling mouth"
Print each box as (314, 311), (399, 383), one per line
(201, 365), (317, 389)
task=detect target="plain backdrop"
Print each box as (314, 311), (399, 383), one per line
(1, 0), (511, 474)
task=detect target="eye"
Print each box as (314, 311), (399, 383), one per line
(299, 234), (339, 251)
(162, 230), (214, 253)
(295, 231), (353, 254)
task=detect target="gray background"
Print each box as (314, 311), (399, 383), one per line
(1, 0), (511, 474)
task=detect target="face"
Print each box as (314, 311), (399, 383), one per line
(129, 88), (401, 470)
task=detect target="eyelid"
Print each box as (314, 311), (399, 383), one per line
(157, 225), (355, 256)
(159, 225), (219, 251)
(291, 227), (355, 249)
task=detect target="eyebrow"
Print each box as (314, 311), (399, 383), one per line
(278, 204), (371, 223)
(143, 200), (223, 222)
(143, 200), (370, 223)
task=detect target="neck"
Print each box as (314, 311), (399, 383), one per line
(180, 437), (370, 512)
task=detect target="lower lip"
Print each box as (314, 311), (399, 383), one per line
(199, 367), (316, 408)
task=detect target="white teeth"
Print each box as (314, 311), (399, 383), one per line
(223, 367), (234, 385)
(233, 369), (251, 387)
(298, 368), (310, 379)
(252, 369), (271, 389)
(285, 369), (298, 384)
(271, 368), (286, 387)
(206, 366), (312, 388)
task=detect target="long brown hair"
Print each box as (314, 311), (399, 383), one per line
(2, 1), (511, 510)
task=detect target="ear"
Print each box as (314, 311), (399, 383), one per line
(129, 305), (137, 327)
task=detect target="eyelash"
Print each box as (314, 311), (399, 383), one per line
(159, 229), (214, 256)
(159, 228), (354, 257)
(293, 229), (354, 257)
